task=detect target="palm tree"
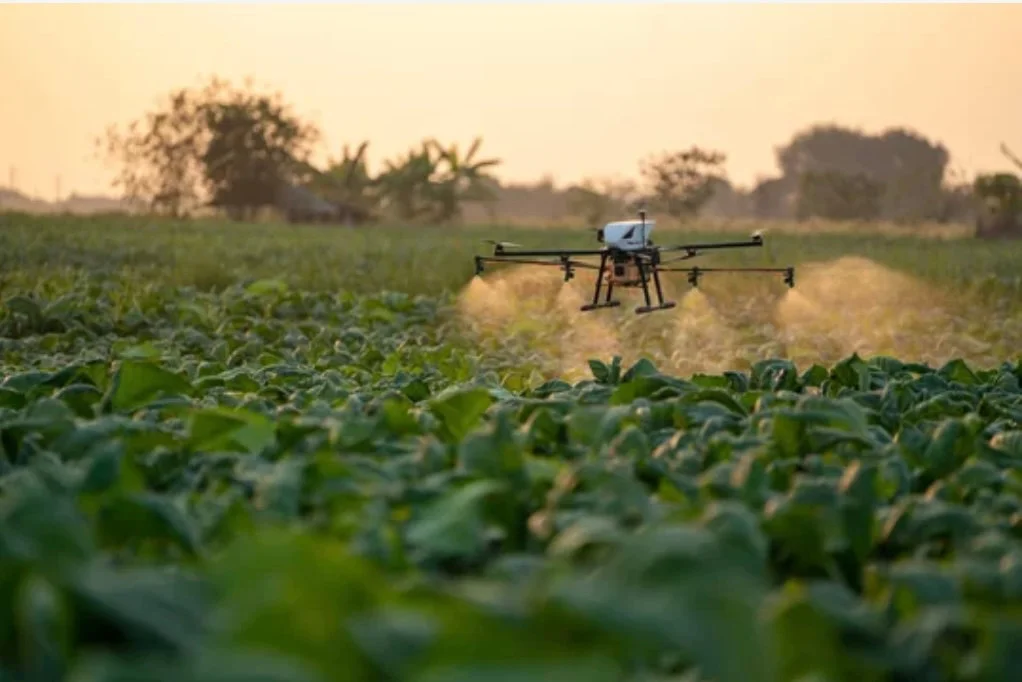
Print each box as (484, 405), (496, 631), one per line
(375, 141), (441, 222)
(428, 137), (501, 222)
(1002, 142), (1022, 173)
(308, 141), (377, 225)
(375, 137), (501, 224)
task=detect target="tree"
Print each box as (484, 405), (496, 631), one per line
(97, 88), (207, 218)
(199, 80), (320, 220)
(565, 177), (638, 226)
(699, 177), (754, 219)
(775, 124), (950, 222)
(428, 138), (502, 223)
(374, 137), (501, 224)
(375, 141), (444, 223)
(749, 176), (797, 219)
(974, 173), (1022, 239)
(934, 164), (977, 224)
(99, 77), (320, 220)
(638, 147), (726, 220)
(973, 144), (1022, 239)
(795, 170), (884, 221)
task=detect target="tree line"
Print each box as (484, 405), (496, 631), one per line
(98, 77), (501, 226)
(99, 76), (1022, 237)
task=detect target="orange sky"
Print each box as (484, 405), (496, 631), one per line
(2, 3), (1020, 200)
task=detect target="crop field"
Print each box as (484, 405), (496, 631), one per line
(2, 212), (1022, 681)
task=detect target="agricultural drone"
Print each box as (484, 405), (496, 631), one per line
(473, 209), (795, 314)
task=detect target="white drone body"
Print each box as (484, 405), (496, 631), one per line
(597, 219), (655, 251)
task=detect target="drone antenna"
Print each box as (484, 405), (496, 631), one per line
(638, 203), (648, 246)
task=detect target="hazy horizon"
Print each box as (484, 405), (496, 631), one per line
(2, 3), (1021, 201)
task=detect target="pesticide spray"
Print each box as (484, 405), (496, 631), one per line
(456, 265), (628, 380)
(774, 256), (963, 366)
(458, 266), (775, 380)
(457, 252), (993, 382)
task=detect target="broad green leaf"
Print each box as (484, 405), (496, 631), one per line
(15, 574), (69, 682)
(96, 493), (202, 557)
(64, 651), (326, 682)
(187, 407), (276, 455)
(105, 361), (192, 413)
(206, 531), (383, 681)
(412, 657), (622, 682)
(587, 359), (611, 384)
(5, 295), (42, 322)
(245, 279), (289, 296)
(405, 480), (508, 563)
(427, 387), (494, 443)
(550, 526), (774, 682)
(67, 564), (208, 655)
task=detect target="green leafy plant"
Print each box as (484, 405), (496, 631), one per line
(2, 214), (1022, 681)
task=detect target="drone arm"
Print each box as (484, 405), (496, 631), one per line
(475, 255), (602, 269)
(656, 265), (790, 274)
(490, 245), (606, 257)
(655, 264), (795, 288)
(474, 253), (604, 283)
(656, 236), (764, 255)
(657, 251), (701, 264)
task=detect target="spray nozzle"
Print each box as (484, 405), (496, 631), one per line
(688, 267), (701, 288)
(475, 257), (485, 276)
(784, 267), (794, 288)
(561, 255), (575, 282)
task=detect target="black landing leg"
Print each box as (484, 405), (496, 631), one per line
(634, 263), (676, 314)
(580, 253), (621, 311)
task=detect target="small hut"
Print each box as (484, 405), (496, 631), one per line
(274, 183), (371, 226)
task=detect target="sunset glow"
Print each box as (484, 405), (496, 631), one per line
(2, 2), (1020, 199)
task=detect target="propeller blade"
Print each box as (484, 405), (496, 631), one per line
(483, 239), (523, 248)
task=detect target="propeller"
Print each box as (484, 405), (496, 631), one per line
(483, 239), (522, 248)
